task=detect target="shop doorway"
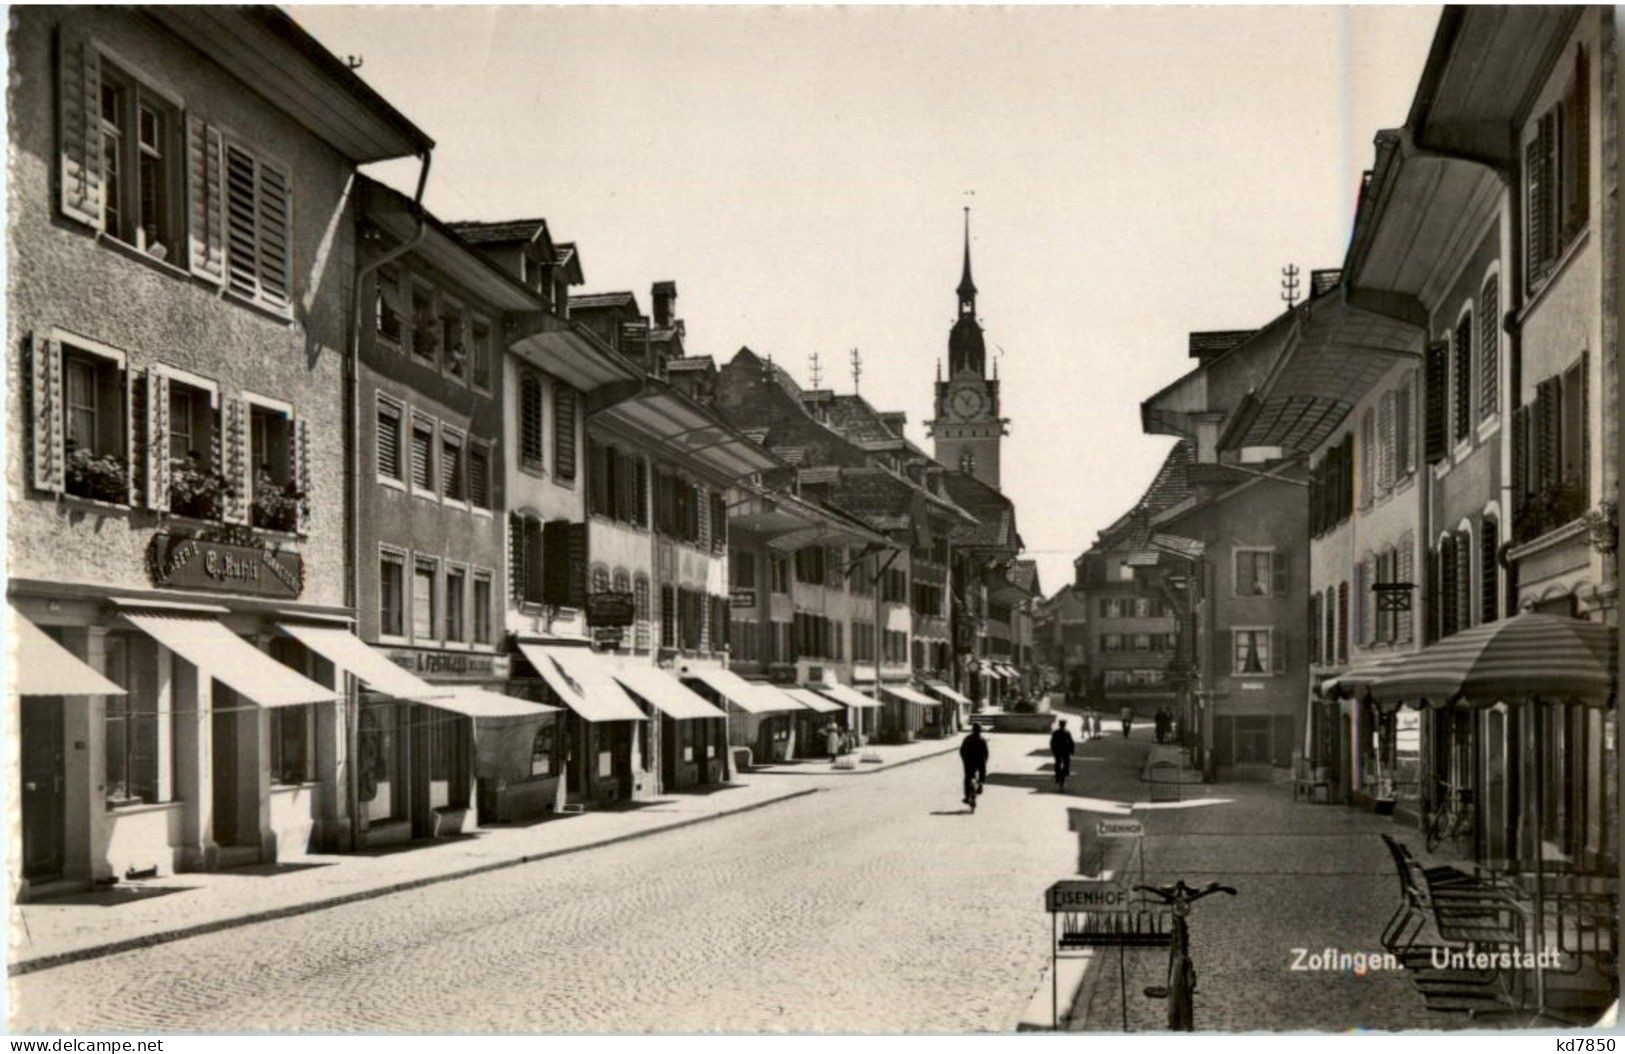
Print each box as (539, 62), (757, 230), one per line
(21, 697), (65, 882)
(210, 696), (257, 848)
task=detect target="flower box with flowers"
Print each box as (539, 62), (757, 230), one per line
(251, 469), (307, 534)
(65, 444), (129, 504)
(168, 459), (234, 521)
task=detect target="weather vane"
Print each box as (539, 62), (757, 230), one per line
(1281, 264), (1301, 308)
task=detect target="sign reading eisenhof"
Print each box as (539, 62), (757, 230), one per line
(1096, 819), (1144, 838)
(148, 533), (303, 599)
(1045, 880), (1133, 913)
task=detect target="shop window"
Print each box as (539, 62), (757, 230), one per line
(269, 705), (314, 786)
(530, 721), (555, 778)
(445, 565), (466, 643)
(426, 713), (467, 810)
(472, 572), (492, 645)
(103, 633), (166, 805)
(358, 704), (400, 824)
(413, 558), (437, 641)
(380, 550), (406, 637)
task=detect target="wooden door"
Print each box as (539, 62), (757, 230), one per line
(20, 698), (64, 881)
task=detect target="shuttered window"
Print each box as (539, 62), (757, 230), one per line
(1481, 517), (1499, 624)
(468, 442), (490, 510)
(1479, 278), (1499, 421)
(1394, 378), (1413, 476)
(519, 373), (544, 471)
(1453, 312), (1473, 442)
(1309, 593), (1321, 666)
(1526, 46), (1590, 293)
(1454, 531), (1472, 633)
(441, 429), (465, 502)
(410, 415), (434, 492)
(223, 142), (290, 309)
(1336, 582), (1349, 663)
(1359, 410), (1375, 507)
(375, 397), (402, 482)
(1423, 342), (1449, 463)
(553, 385), (577, 481)
(1396, 536), (1414, 644)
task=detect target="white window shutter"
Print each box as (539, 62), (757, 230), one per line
(146, 369), (170, 510)
(56, 28), (103, 229)
(256, 160), (292, 307)
(293, 417), (310, 534)
(31, 336), (65, 493)
(186, 116), (226, 286)
(222, 398), (248, 524)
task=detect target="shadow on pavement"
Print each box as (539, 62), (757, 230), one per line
(23, 885), (199, 908)
(928, 809), (974, 816)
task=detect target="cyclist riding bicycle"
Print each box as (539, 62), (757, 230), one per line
(960, 723), (989, 810)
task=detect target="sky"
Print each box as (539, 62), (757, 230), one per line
(293, 4), (1442, 593)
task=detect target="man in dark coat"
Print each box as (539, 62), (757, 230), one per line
(960, 723), (989, 807)
(1049, 719), (1076, 790)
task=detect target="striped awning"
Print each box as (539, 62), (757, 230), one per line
(1368, 613), (1616, 708)
(1319, 654), (1410, 701)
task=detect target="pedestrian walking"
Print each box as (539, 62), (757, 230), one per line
(1049, 719), (1075, 791)
(1091, 712), (1102, 738)
(1154, 708), (1168, 743)
(826, 721), (842, 761)
(959, 723), (989, 810)
(1120, 706), (1134, 738)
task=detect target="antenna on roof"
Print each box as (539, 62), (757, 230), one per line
(809, 351), (823, 389)
(1280, 264), (1301, 308)
(850, 347), (862, 393)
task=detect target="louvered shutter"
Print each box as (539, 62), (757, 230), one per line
(1481, 518), (1499, 624)
(1539, 376), (1562, 493)
(508, 514), (525, 601)
(225, 144), (258, 300)
(1422, 547), (1438, 644)
(1568, 45), (1590, 241)
(1271, 551), (1288, 596)
(1377, 391), (1395, 491)
(1397, 542), (1415, 643)
(1424, 342), (1449, 462)
(1479, 279), (1499, 420)
(145, 369), (170, 510)
(697, 485), (711, 549)
(634, 457), (649, 527)
(1453, 314), (1473, 441)
(1560, 355), (1586, 487)
(1309, 593), (1321, 666)
(222, 398), (248, 523)
(257, 161), (291, 307)
(1511, 403), (1529, 522)
(293, 418), (310, 534)
(1440, 537), (1457, 638)
(712, 492), (728, 550)
(186, 116), (225, 285)
(543, 521), (587, 608)
(56, 27), (103, 229)
(524, 517), (545, 603)
(123, 369), (139, 506)
(31, 337), (65, 493)
(553, 386), (577, 481)
(376, 404), (400, 481)
(1272, 633), (1286, 674)
(1352, 560), (1365, 646)
(1537, 114), (1557, 267)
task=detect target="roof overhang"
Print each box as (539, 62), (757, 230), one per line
(1344, 129), (1502, 311)
(1217, 294), (1421, 455)
(595, 382), (785, 481)
(146, 8), (433, 163)
(728, 489), (889, 550)
(510, 316), (645, 393)
(1406, 6), (1584, 171)
(363, 183), (546, 314)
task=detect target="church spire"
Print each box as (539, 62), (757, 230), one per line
(956, 207), (976, 316)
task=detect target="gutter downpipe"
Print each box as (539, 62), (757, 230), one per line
(345, 151), (433, 853)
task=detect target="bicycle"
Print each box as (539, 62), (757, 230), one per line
(1424, 785), (1473, 853)
(965, 774), (984, 813)
(1134, 880), (1236, 1031)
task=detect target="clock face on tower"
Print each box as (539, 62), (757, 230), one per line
(951, 386), (985, 419)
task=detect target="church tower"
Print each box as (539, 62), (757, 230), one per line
(927, 209), (1007, 490)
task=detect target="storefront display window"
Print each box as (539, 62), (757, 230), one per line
(530, 721), (555, 778)
(270, 706), (314, 785)
(104, 633), (166, 806)
(359, 704), (400, 824)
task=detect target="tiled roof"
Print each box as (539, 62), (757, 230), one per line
(447, 218), (548, 245)
(1008, 559), (1040, 595)
(1140, 441), (1194, 513)
(770, 447), (806, 465)
(822, 394), (903, 444)
(570, 291), (639, 312)
(940, 471), (1016, 549)
(1188, 330), (1257, 360)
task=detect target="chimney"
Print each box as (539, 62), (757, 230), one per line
(651, 281), (677, 328)
(1309, 269), (1343, 299)
(879, 411), (907, 438)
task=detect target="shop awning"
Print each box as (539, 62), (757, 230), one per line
(880, 684), (941, 708)
(785, 688), (843, 714)
(122, 612), (334, 708)
(278, 622), (441, 700)
(1368, 613), (1617, 709)
(813, 682), (881, 710)
(8, 605), (125, 696)
(518, 643), (647, 722)
(433, 686), (557, 719)
(977, 663), (1007, 681)
(613, 666), (727, 721)
(1320, 655), (1408, 702)
(681, 667), (802, 714)
(920, 680), (973, 707)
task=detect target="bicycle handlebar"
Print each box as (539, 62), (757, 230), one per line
(1133, 880), (1237, 904)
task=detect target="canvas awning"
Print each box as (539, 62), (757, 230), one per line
(681, 667), (802, 714)
(438, 688), (559, 783)
(1320, 654), (1409, 702)
(432, 686), (557, 719)
(920, 680), (973, 708)
(880, 684), (941, 708)
(813, 682), (881, 710)
(278, 622), (441, 700)
(122, 612), (334, 708)
(8, 605), (125, 696)
(977, 663), (1007, 681)
(518, 643), (647, 722)
(784, 688), (842, 714)
(613, 666), (727, 721)
(1368, 613), (1617, 709)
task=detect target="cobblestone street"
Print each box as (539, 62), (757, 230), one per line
(11, 730), (1085, 1034)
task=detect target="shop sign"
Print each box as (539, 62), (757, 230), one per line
(1046, 880), (1131, 913)
(586, 591), (635, 628)
(1096, 819), (1144, 839)
(147, 532), (303, 599)
(766, 663), (797, 684)
(592, 626), (625, 648)
(384, 648), (510, 679)
(730, 588), (756, 608)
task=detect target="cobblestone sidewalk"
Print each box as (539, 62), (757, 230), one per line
(9, 775), (820, 974)
(1066, 727), (1445, 1032)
